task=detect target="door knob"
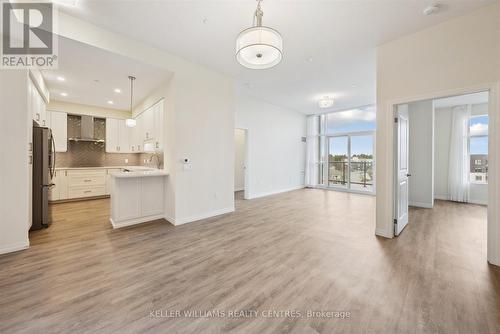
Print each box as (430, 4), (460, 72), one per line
(406, 173), (412, 177)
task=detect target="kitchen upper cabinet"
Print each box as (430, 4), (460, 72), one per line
(106, 118), (131, 153)
(105, 99), (164, 154)
(132, 113), (145, 152)
(118, 120), (130, 153)
(106, 118), (120, 153)
(142, 105), (155, 141)
(153, 100), (164, 150)
(29, 78), (47, 126)
(48, 111), (67, 152)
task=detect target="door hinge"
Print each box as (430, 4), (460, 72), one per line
(393, 218), (397, 224)
(394, 117), (398, 123)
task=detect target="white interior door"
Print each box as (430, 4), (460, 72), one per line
(395, 104), (410, 236)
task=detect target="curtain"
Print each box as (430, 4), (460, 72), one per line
(305, 116), (319, 187)
(448, 105), (471, 202)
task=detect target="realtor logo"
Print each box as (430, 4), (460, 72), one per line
(1, 1), (58, 69)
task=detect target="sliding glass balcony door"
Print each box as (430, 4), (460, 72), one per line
(328, 136), (348, 188)
(327, 133), (374, 193)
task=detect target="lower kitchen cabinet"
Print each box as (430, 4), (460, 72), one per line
(50, 168), (123, 202)
(49, 170), (68, 201)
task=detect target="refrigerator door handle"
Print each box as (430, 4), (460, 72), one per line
(50, 134), (56, 179)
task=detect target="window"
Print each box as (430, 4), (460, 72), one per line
(325, 106), (376, 134)
(469, 115), (488, 184)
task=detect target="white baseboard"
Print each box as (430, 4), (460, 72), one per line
(434, 194), (448, 201)
(409, 201), (434, 208)
(247, 185), (305, 200)
(174, 206), (235, 226)
(0, 239), (29, 255)
(375, 228), (393, 239)
(434, 194), (487, 206)
(468, 198), (488, 205)
(110, 214), (167, 229)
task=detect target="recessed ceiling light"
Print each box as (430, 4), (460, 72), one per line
(56, 76), (65, 82)
(423, 4), (440, 16)
(107, 100), (114, 105)
(60, 92), (68, 97)
(114, 88), (121, 93)
(318, 96), (334, 109)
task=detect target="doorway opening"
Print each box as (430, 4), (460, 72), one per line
(394, 91), (489, 236)
(234, 128), (247, 200)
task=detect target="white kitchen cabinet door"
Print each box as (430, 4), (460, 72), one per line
(49, 111), (67, 152)
(142, 106), (155, 141)
(153, 100), (164, 151)
(106, 118), (119, 153)
(39, 96), (47, 127)
(132, 113), (145, 152)
(117, 119), (130, 153)
(49, 170), (68, 201)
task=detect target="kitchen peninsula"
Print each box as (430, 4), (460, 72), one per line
(109, 168), (169, 228)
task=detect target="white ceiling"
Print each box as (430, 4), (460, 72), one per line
(434, 91), (490, 108)
(60, 0), (496, 114)
(42, 37), (172, 110)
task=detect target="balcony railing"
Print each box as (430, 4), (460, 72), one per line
(328, 161), (373, 188)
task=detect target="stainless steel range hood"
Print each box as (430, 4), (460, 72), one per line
(68, 115), (105, 142)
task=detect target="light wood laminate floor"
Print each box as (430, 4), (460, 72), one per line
(1, 189), (499, 334)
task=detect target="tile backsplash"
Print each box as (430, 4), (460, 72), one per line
(56, 141), (141, 168)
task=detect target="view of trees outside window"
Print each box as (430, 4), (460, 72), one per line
(469, 115), (488, 184)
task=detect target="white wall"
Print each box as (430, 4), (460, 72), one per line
(408, 100), (434, 208)
(234, 129), (246, 192)
(0, 71), (30, 254)
(55, 12), (235, 226)
(375, 3), (500, 265)
(434, 103), (488, 205)
(235, 93), (306, 199)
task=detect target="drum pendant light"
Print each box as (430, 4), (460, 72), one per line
(236, 0), (283, 70)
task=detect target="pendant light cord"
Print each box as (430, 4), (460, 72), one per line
(253, 0), (263, 27)
(128, 76), (136, 113)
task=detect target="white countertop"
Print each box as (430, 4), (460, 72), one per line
(55, 166), (152, 171)
(111, 170), (169, 178)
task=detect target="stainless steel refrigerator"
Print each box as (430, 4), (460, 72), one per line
(32, 123), (56, 231)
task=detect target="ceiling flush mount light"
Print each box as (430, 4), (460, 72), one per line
(60, 92), (68, 97)
(126, 75), (137, 128)
(56, 76), (65, 82)
(318, 96), (334, 109)
(236, 0), (283, 70)
(423, 4), (440, 16)
(114, 88), (121, 93)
